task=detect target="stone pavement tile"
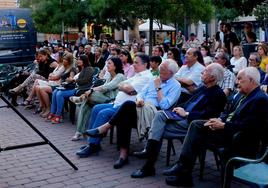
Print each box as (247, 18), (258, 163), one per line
(23, 180), (48, 188)
(0, 183), (9, 188)
(0, 99), (250, 188)
(7, 178), (32, 186)
(40, 183), (65, 188)
(64, 184), (83, 188)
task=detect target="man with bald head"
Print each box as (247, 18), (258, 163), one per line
(164, 67), (268, 187)
(175, 48), (205, 102)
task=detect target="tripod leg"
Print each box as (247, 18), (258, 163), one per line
(0, 94), (78, 170)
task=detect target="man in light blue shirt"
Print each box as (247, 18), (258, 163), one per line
(137, 70), (181, 110)
(84, 59), (181, 169)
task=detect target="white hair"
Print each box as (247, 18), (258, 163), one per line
(241, 67), (260, 85)
(160, 59), (179, 74)
(207, 63), (225, 83)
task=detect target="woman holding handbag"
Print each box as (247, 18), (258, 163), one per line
(48, 55), (94, 124)
(71, 57), (125, 140)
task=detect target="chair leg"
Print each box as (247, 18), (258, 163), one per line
(171, 141), (176, 155)
(166, 139), (173, 166)
(199, 149), (207, 180)
(69, 101), (76, 124)
(110, 126), (114, 144)
(213, 151), (220, 170)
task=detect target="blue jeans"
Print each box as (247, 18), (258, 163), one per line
(87, 103), (119, 145)
(50, 89), (76, 116)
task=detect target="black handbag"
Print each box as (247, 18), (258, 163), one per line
(62, 82), (76, 90)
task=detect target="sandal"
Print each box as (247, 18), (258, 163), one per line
(21, 99), (33, 106)
(45, 113), (54, 122)
(9, 85), (23, 94)
(51, 115), (63, 124)
(40, 109), (50, 118)
(71, 132), (82, 141)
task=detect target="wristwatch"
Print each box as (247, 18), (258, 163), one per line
(156, 87), (161, 91)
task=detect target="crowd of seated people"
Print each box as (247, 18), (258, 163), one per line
(8, 32), (268, 187)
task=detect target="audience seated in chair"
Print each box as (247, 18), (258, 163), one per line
(35, 52), (75, 118)
(174, 48), (205, 103)
(9, 49), (58, 106)
(85, 59), (181, 169)
(130, 63), (227, 178)
(160, 67), (268, 187)
(47, 55), (94, 124)
(75, 53), (153, 158)
(71, 57), (126, 140)
(214, 52), (236, 97)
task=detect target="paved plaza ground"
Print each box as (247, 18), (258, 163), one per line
(0, 97), (248, 188)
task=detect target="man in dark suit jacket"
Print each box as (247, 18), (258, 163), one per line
(131, 63), (227, 178)
(163, 67), (268, 187)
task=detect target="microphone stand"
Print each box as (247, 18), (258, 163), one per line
(0, 94), (78, 170)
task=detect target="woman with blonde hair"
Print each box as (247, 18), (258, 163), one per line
(35, 52), (76, 117)
(258, 43), (268, 73)
(230, 45), (247, 74)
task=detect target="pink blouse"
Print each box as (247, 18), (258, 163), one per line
(123, 63), (135, 79)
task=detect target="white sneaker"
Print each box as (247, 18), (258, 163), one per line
(71, 132), (82, 141)
(69, 96), (83, 104)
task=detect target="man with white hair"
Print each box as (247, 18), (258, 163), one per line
(131, 63), (227, 178)
(163, 67), (268, 187)
(85, 59), (181, 169)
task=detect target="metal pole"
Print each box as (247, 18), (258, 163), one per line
(149, 2), (154, 56)
(0, 94), (78, 170)
(60, 0), (64, 45)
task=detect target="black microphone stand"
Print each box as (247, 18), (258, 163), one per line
(0, 94), (78, 170)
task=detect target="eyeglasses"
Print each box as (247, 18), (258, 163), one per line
(167, 53), (173, 55)
(214, 57), (219, 60)
(248, 58), (255, 61)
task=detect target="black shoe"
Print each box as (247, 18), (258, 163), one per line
(84, 128), (106, 138)
(76, 144), (100, 158)
(113, 158), (129, 169)
(163, 163), (182, 176)
(131, 167), (155, 178)
(133, 149), (148, 159)
(9, 92), (18, 106)
(11, 99), (18, 107)
(165, 175), (193, 187)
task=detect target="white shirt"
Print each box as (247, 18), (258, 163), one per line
(175, 62), (205, 93)
(113, 70), (153, 107)
(230, 56), (247, 74)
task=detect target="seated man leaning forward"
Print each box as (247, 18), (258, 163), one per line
(163, 67), (268, 187)
(75, 53), (153, 157)
(130, 63), (227, 178)
(175, 48), (205, 103)
(85, 59), (181, 169)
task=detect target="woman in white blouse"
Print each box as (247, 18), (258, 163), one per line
(230, 45), (247, 74)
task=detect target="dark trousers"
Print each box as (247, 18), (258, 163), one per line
(178, 120), (230, 171)
(109, 101), (137, 149)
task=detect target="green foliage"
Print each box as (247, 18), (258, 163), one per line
(19, 0), (92, 33)
(89, 0), (214, 29)
(20, 0), (266, 34)
(254, 3), (268, 22)
(213, 0), (266, 21)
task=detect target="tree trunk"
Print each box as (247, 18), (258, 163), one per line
(128, 19), (140, 43)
